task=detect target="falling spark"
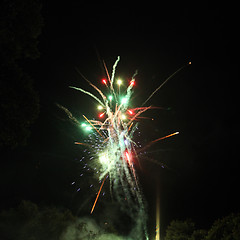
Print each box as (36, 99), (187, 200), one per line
(139, 132), (179, 153)
(74, 142), (91, 147)
(142, 62), (191, 106)
(82, 114), (104, 138)
(91, 175), (107, 214)
(151, 131), (179, 143)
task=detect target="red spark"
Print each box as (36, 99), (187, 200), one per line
(124, 151), (132, 164)
(127, 109), (134, 115)
(130, 79), (135, 86)
(99, 112), (105, 118)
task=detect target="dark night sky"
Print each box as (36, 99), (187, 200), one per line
(1, 1), (239, 237)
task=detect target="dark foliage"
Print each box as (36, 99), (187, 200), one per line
(165, 214), (240, 240)
(0, 0), (43, 63)
(206, 213), (240, 240)
(0, 200), (119, 240)
(0, 0), (43, 148)
(0, 63), (39, 147)
(0, 200), (76, 240)
(164, 219), (196, 240)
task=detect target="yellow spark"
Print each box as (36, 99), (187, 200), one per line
(117, 79), (122, 85)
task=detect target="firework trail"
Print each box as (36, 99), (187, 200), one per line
(61, 57), (189, 239)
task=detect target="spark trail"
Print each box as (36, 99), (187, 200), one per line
(62, 57), (189, 239)
(90, 175), (107, 214)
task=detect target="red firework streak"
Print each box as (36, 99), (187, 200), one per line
(90, 175), (107, 214)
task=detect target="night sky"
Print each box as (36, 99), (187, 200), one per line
(1, 1), (239, 238)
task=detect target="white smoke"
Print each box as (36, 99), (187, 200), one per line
(61, 217), (133, 240)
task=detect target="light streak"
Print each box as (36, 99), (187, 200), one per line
(111, 56), (120, 84)
(151, 131), (179, 143)
(82, 114), (104, 138)
(90, 175), (107, 214)
(139, 132), (179, 152)
(103, 60), (111, 84)
(142, 62), (191, 106)
(74, 142), (91, 147)
(156, 179), (160, 240)
(125, 151), (132, 164)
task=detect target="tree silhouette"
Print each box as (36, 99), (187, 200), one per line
(190, 229), (207, 240)
(165, 213), (240, 240)
(165, 219), (196, 240)
(0, 200), (77, 240)
(0, 0), (43, 148)
(206, 213), (240, 240)
(0, 200), (119, 240)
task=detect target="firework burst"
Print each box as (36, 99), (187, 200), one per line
(59, 57), (190, 239)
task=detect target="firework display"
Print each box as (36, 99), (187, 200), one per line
(60, 57), (189, 239)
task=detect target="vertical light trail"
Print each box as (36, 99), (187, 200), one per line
(156, 178), (160, 240)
